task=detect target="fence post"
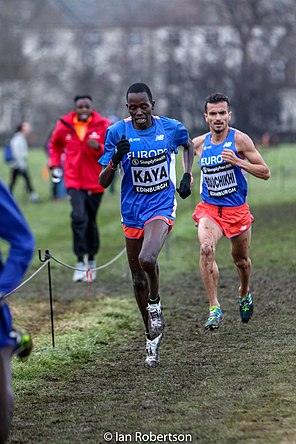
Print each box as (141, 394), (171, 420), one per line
(38, 249), (55, 348)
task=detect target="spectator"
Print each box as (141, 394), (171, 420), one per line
(49, 95), (111, 282)
(8, 122), (39, 203)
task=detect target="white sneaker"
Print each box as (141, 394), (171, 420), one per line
(83, 260), (97, 282)
(72, 262), (87, 282)
(144, 333), (163, 368)
(147, 301), (164, 339)
(30, 191), (40, 202)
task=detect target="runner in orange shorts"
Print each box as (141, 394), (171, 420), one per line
(192, 92), (270, 330)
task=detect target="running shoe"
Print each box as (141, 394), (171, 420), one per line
(144, 333), (163, 368)
(204, 306), (224, 330)
(72, 261), (87, 282)
(147, 301), (164, 339)
(239, 292), (253, 323)
(10, 329), (33, 358)
(29, 191), (40, 203)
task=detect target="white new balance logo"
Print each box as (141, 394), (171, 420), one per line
(155, 135), (164, 141)
(223, 142), (232, 148)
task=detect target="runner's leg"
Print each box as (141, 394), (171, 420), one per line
(139, 219), (169, 299)
(198, 218), (223, 308)
(230, 227), (252, 297)
(125, 237), (149, 331)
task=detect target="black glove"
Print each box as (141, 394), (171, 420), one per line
(177, 172), (191, 199)
(112, 135), (130, 166)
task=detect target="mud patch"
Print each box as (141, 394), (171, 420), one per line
(9, 267), (296, 444)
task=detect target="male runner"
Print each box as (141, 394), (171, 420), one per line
(192, 92), (270, 330)
(99, 83), (194, 367)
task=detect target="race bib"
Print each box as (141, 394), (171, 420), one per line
(131, 153), (170, 194)
(202, 163), (238, 197)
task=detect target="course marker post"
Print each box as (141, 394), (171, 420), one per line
(38, 249), (55, 348)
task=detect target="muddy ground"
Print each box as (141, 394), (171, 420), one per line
(7, 265), (296, 444)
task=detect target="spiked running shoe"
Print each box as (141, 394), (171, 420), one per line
(147, 302), (164, 339)
(204, 306), (224, 331)
(10, 329), (33, 358)
(144, 333), (163, 368)
(239, 292), (253, 323)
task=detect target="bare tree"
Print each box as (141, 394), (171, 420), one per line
(192, 0), (296, 138)
(1, 0), (295, 143)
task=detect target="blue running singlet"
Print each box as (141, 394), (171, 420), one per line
(100, 116), (189, 227)
(199, 128), (248, 206)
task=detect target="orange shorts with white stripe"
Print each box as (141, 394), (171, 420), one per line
(123, 216), (174, 240)
(192, 201), (254, 238)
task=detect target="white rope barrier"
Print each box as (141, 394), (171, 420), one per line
(1, 247), (127, 299)
(0, 247), (127, 348)
(48, 247), (126, 271)
(2, 260), (50, 299)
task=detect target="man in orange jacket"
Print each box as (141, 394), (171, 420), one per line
(49, 95), (111, 282)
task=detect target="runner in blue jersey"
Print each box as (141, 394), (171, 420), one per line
(0, 180), (35, 443)
(99, 83), (194, 368)
(192, 92), (270, 331)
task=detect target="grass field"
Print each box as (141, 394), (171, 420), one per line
(1, 144), (296, 444)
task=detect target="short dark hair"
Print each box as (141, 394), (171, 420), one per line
(74, 95), (93, 103)
(204, 92), (230, 113)
(126, 83), (153, 102)
(15, 122), (29, 132)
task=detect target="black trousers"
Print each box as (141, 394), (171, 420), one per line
(9, 168), (34, 193)
(67, 189), (103, 259)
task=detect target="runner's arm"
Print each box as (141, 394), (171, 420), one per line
(99, 164), (116, 188)
(192, 134), (207, 160)
(181, 138), (194, 173)
(222, 132), (270, 180)
(176, 138), (194, 199)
